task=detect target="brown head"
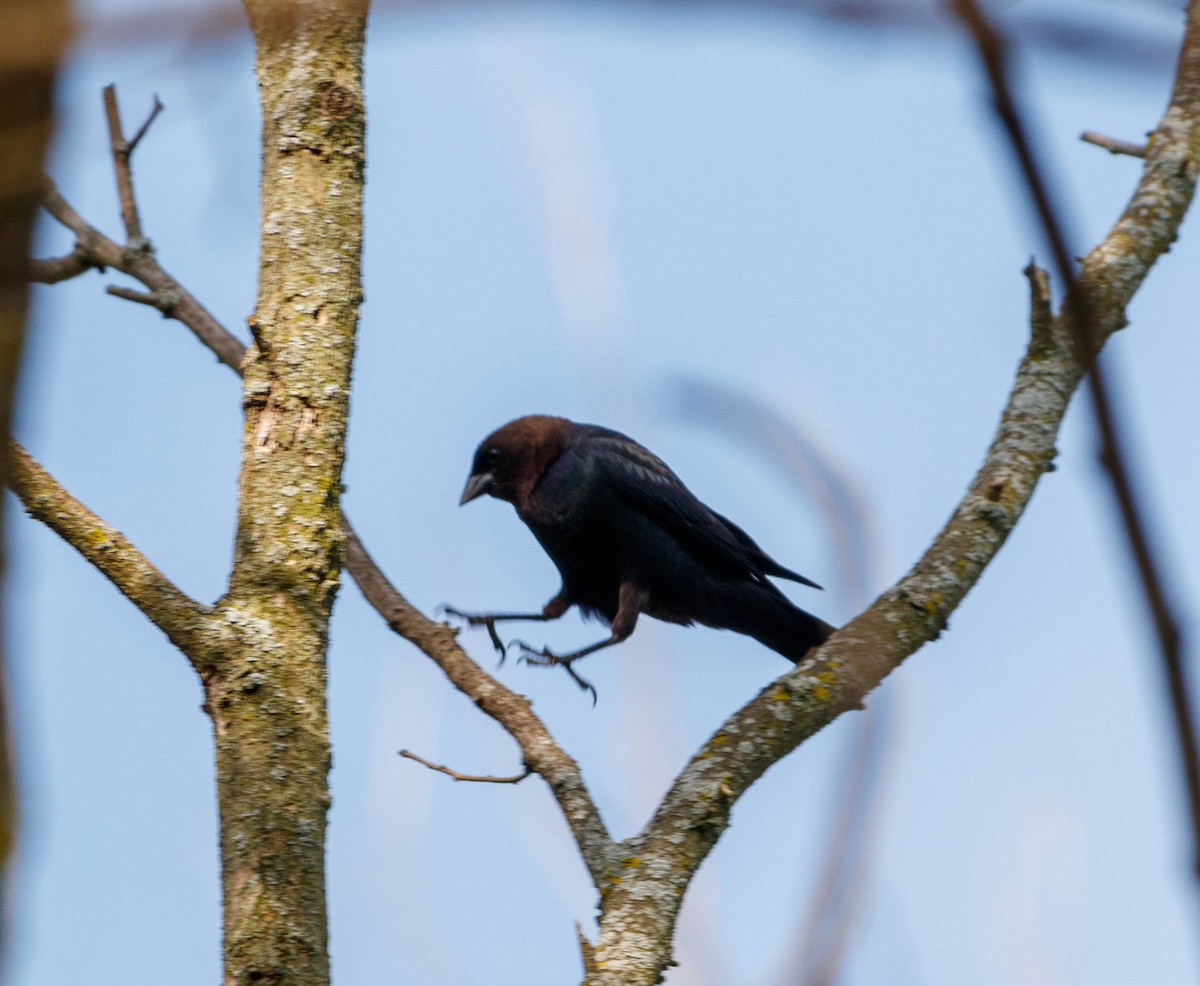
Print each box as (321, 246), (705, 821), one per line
(460, 415), (573, 509)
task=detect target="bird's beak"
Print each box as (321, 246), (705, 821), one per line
(459, 471), (493, 505)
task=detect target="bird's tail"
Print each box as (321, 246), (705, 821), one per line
(702, 584), (834, 663)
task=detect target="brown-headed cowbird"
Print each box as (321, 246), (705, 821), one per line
(452, 414), (833, 697)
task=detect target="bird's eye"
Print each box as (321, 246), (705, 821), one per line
(484, 446), (503, 465)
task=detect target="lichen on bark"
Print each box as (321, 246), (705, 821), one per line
(209, 3), (369, 983)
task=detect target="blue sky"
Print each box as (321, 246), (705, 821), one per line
(9, 2), (1200, 984)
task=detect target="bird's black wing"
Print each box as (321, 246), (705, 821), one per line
(577, 427), (822, 590)
(707, 509), (822, 589)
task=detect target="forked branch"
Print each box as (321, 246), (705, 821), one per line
(954, 0), (1200, 882)
(585, 2), (1200, 977)
(26, 87), (616, 885)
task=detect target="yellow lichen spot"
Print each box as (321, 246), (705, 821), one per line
(710, 733), (729, 747)
(86, 528), (110, 547)
(622, 856), (641, 868)
(772, 687), (790, 701)
(816, 671), (836, 685)
(814, 685), (832, 702)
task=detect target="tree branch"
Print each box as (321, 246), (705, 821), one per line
(343, 520), (617, 883)
(954, 0), (1200, 884)
(27, 92), (619, 885)
(399, 748), (531, 784)
(30, 157), (619, 890)
(106, 284), (173, 312)
(0, 0), (74, 944)
(7, 441), (220, 675)
(27, 244), (97, 283)
(102, 85), (159, 244)
(31, 178), (246, 371)
(1080, 129), (1148, 158)
(585, 3), (1200, 975)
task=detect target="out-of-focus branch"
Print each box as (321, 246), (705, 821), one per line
(586, 5), (1200, 969)
(0, 0), (73, 952)
(7, 442), (220, 674)
(665, 379), (890, 986)
(954, 0), (1200, 886)
(7, 0), (1174, 79)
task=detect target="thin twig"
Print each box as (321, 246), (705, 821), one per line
(953, 0), (1200, 884)
(106, 284), (173, 313)
(398, 749), (531, 784)
(34, 177), (245, 370)
(102, 84), (146, 243)
(126, 95), (164, 154)
(1080, 129), (1148, 158)
(343, 520), (617, 884)
(27, 86), (617, 886)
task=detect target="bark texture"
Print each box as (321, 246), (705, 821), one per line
(582, 6), (1200, 979)
(208, 3), (367, 983)
(19, 3), (1198, 983)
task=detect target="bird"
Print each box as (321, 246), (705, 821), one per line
(449, 414), (834, 698)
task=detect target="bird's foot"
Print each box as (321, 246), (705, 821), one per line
(440, 605), (508, 659)
(511, 641), (598, 705)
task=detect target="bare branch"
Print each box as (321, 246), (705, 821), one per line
(27, 246), (96, 283)
(32, 93), (616, 887)
(585, 2), (1200, 973)
(1081, 129), (1148, 158)
(40, 179), (125, 269)
(125, 94), (164, 154)
(7, 442), (219, 675)
(343, 520), (617, 884)
(102, 84), (159, 243)
(954, 0), (1200, 884)
(35, 177), (245, 370)
(399, 749), (531, 785)
(106, 283), (174, 313)
(664, 379), (891, 986)
(1024, 259), (1053, 351)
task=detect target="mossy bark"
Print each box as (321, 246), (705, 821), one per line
(207, 3), (368, 983)
(581, 8), (1200, 978)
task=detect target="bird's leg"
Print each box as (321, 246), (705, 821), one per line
(515, 635), (620, 704)
(442, 591), (570, 658)
(513, 584), (648, 703)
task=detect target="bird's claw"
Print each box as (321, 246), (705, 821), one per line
(441, 606), (507, 657)
(511, 641), (598, 705)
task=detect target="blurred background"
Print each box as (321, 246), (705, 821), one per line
(8, 0), (1200, 983)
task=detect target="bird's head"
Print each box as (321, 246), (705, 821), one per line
(460, 415), (572, 507)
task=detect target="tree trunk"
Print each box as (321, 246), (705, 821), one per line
(208, 3), (368, 982)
